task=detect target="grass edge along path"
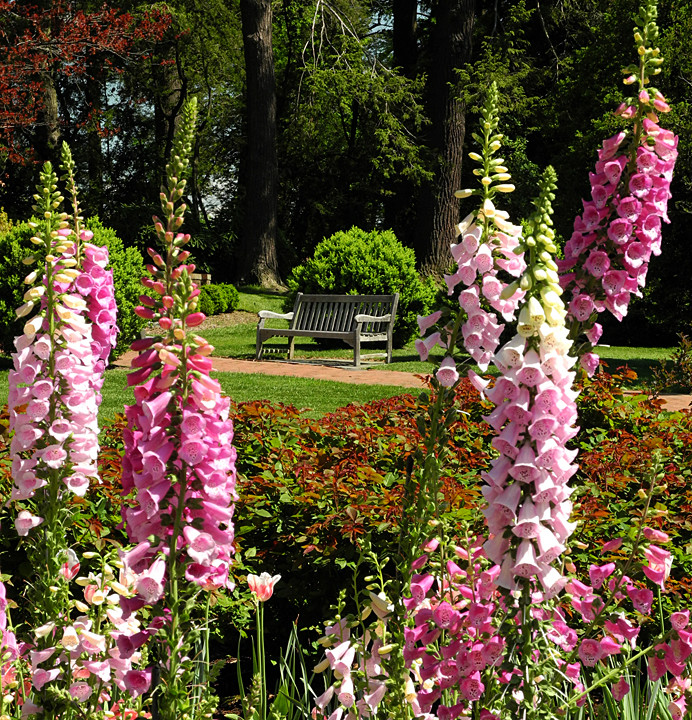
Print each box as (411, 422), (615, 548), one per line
(0, 368), (417, 421)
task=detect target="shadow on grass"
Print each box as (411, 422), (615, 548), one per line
(239, 285), (287, 297)
(601, 359), (657, 388)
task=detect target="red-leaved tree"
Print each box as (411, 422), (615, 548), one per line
(0, 0), (171, 168)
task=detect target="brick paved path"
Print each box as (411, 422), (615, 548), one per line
(113, 352), (690, 409)
(113, 352), (427, 388)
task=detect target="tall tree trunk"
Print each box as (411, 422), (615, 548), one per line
(35, 70), (61, 164)
(384, 0), (420, 249)
(384, 0), (419, 247)
(33, 0), (60, 165)
(238, 0), (281, 288)
(416, 0), (475, 277)
(154, 42), (186, 177)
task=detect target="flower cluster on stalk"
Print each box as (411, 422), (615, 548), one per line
(416, 84), (525, 377)
(18, 549), (154, 718)
(121, 98), (237, 602)
(4, 145), (148, 718)
(10, 226), (99, 509)
(311, 7), (692, 714)
(479, 166), (580, 596)
(119, 98), (235, 719)
(559, 0), (678, 374)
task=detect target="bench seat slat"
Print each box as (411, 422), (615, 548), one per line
(260, 328), (388, 340)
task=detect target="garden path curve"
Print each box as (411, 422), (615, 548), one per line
(113, 352), (691, 410)
(113, 352), (426, 388)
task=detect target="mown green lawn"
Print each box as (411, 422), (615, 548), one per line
(0, 288), (678, 421)
(203, 288), (674, 382)
(0, 368), (414, 421)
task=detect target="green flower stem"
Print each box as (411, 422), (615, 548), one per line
(257, 600), (267, 720)
(61, 143), (83, 266)
(561, 644), (655, 711)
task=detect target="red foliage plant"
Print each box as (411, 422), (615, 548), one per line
(230, 379), (492, 569)
(570, 368), (692, 598)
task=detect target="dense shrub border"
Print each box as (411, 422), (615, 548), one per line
(3, 366), (689, 604)
(2, 368), (690, 665)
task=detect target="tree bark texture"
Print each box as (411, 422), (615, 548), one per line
(383, 0), (420, 247)
(34, 70), (61, 164)
(238, 0), (281, 288)
(153, 42), (186, 177)
(416, 0), (475, 277)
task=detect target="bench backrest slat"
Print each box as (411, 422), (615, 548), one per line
(314, 302), (326, 331)
(323, 301), (337, 332)
(291, 293), (397, 334)
(333, 301), (344, 332)
(299, 300), (316, 330)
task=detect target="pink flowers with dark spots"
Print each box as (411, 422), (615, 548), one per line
(122, 315), (237, 596)
(122, 101), (236, 616)
(9, 232), (112, 515)
(560, 93), (678, 374)
(81, 235), (119, 403)
(416, 110), (526, 376)
(475, 169), (579, 595)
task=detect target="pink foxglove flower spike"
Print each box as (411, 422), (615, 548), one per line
(120, 97), (236, 720)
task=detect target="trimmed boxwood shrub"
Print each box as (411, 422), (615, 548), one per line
(196, 283), (239, 316)
(197, 286), (216, 316)
(204, 284), (226, 314)
(0, 217), (146, 358)
(219, 283), (240, 312)
(284, 227), (436, 347)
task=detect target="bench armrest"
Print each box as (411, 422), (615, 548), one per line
(258, 310), (294, 320)
(355, 313), (392, 323)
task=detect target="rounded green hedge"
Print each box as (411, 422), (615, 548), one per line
(285, 227), (436, 347)
(196, 283), (239, 316)
(219, 283), (240, 312)
(205, 284), (226, 314)
(197, 286), (216, 316)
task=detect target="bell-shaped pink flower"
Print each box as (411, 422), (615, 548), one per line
(578, 639), (603, 668)
(512, 501), (542, 539)
(417, 310), (442, 335)
(435, 356), (459, 387)
(135, 558), (167, 604)
(611, 676), (630, 701)
(415, 332), (444, 362)
(513, 539), (540, 578)
(123, 669), (152, 698)
(15, 510), (44, 537)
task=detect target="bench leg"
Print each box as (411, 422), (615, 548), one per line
(256, 331), (263, 360)
(354, 337), (361, 367)
(386, 333), (393, 364)
(288, 337), (296, 360)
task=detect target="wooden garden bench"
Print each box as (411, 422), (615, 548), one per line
(255, 293), (399, 367)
